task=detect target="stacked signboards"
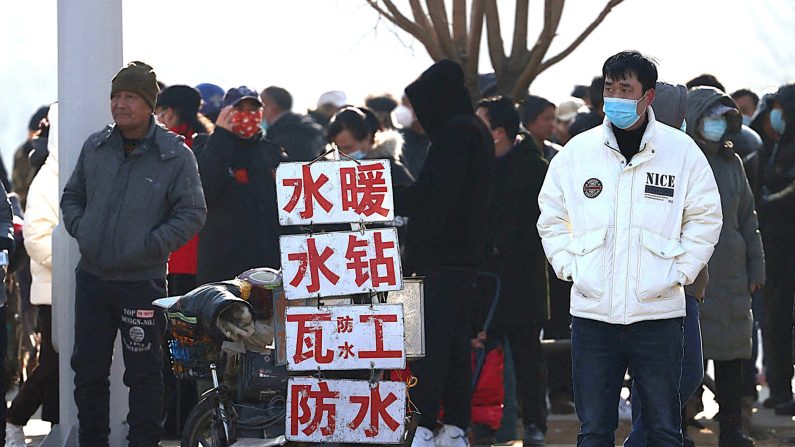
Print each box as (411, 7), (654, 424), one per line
(275, 159), (419, 444)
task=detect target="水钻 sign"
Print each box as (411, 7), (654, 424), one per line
(285, 304), (405, 371)
(276, 160), (394, 225)
(286, 377), (406, 444)
(280, 228), (403, 300)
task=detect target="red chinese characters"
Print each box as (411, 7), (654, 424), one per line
(340, 163), (390, 217)
(285, 305), (405, 371)
(287, 378), (406, 444)
(280, 229), (403, 300)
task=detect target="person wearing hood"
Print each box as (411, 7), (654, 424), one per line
(6, 104), (60, 447)
(395, 95), (431, 179)
(475, 96), (549, 446)
(60, 62), (207, 447)
(196, 86), (287, 284)
(397, 60), (495, 447)
(685, 87), (764, 447)
(260, 86), (325, 162)
(750, 82), (795, 415)
(327, 105), (414, 186)
(537, 51), (723, 447)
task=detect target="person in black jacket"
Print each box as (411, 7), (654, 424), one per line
(397, 60), (495, 447)
(260, 86), (325, 162)
(196, 86), (287, 284)
(475, 96), (550, 446)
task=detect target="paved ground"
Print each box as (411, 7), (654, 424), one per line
(13, 382), (795, 446)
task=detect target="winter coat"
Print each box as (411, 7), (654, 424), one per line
(365, 130), (415, 187)
(196, 127), (287, 284)
(398, 60), (495, 273)
(266, 112), (325, 162)
(61, 118), (207, 281)
(24, 103), (59, 306)
(686, 87), (765, 361)
(0, 181), (14, 307)
(537, 107), (723, 325)
(167, 280), (252, 342)
(399, 127), (430, 179)
(486, 132), (549, 326)
(166, 126), (204, 276)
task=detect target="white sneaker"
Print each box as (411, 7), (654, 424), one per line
(5, 423), (26, 447)
(435, 424), (469, 447)
(412, 426), (437, 447)
(618, 398), (633, 421)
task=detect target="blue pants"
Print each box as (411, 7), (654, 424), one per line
(625, 296), (704, 446)
(571, 315), (684, 447)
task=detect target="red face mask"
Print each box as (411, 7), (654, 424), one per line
(231, 110), (263, 139)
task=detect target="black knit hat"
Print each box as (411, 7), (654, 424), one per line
(111, 61), (159, 109)
(156, 85), (201, 116)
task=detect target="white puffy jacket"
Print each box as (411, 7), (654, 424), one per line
(23, 103), (58, 306)
(537, 107), (722, 325)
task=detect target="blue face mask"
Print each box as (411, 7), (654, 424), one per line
(770, 108), (787, 135)
(679, 120), (687, 133)
(603, 91), (647, 129)
(259, 120), (269, 133)
(349, 150), (367, 160)
(742, 115), (752, 126)
(700, 116), (727, 142)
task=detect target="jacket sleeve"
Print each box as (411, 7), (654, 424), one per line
(516, 158), (547, 256)
(735, 155), (765, 284)
(676, 149), (723, 285)
(197, 128), (237, 206)
(0, 182), (14, 253)
(23, 166), (57, 268)
(149, 150), (207, 259)
(536, 152), (574, 281)
(60, 141), (88, 237)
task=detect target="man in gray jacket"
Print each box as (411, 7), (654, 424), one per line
(61, 61), (206, 447)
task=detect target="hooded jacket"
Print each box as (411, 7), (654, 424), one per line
(196, 127), (287, 284)
(61, 117), (207, 281)
(686, 87), (765, 361)
(398, 60), (495, 273)
(266, 112), (325, 162)
(24, 103), (59, 305)
(537, 107), (723, 325)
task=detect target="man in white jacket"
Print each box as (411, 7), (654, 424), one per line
(537, 51), (723, 447)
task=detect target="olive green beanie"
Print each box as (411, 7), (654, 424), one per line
(111, 61), (159, 109)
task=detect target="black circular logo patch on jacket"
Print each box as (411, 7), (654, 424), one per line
(583, 178), (603, 198)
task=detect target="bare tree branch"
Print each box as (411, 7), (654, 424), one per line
(409, 0), (434, 36)
(511, 0), (565, 98)
(366, 0), (446, 60)
(451, 0), (468, 55)
(483, 0), (506, 74)
(465, 0), (486, 77)
(538, 0), (625, 73)
(509, 0), (529, 60)
(426, 0), (457, 59)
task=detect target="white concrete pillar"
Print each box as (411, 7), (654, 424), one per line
(47, 0), (127, 446)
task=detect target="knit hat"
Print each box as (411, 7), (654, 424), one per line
(111, 61), (159, 109)
(156, 85), (201, 115)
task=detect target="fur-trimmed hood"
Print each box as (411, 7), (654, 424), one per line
(366, 130), (404, 162)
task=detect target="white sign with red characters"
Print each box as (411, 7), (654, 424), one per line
(280, 228), (403, 300)
(286, 377), (406, 444)
(285, 304), (405, 371)
(276, 160), (394, 225)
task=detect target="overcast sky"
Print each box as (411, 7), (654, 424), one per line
(1, 0), (794, 172)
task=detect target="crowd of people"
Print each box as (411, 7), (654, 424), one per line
(0, 50), (792, 447)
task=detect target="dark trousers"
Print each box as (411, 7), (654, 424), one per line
(761, 228), (795, 401)
(492, 323), (548, 432)
(72, 269), (167, 447)
(0, 305), (7, 445)
(571, 316), (684, 447)
(8, 305), (59, 425)
(715, 359), (744, 430)
(626, 296), (704, 446)
(410, 269), (477, 430)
